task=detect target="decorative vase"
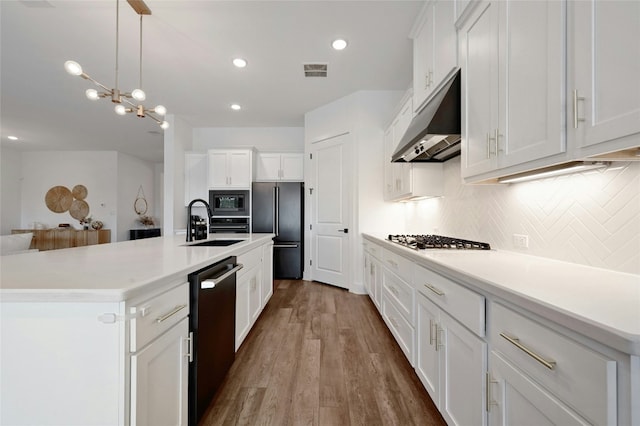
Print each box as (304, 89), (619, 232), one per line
(91, 220), (104, 230)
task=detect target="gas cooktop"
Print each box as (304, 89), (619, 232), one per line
(388, 234), (491, 250)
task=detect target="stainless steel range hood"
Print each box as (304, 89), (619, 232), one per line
(391, 68), (461, 162)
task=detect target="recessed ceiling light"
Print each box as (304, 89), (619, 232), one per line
(332, 39), (348, 50)
(7, 135), (18, 140)
(232, 58), (247, 68)
(231, 104), (241, 111)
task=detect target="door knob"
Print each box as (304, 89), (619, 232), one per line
(338, 228), (349, 233)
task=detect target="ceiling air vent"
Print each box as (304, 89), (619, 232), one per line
(304, 63), (328, 78)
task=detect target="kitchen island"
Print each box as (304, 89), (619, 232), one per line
(0, 233), (274, 426)
(363, 233), (640, 425)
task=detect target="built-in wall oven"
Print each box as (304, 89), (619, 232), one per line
(209, 190), (250, 233)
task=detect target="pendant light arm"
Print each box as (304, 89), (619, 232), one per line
(114, 0), (120, 92)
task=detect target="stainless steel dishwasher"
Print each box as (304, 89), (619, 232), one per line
(188, 256), (243, 426)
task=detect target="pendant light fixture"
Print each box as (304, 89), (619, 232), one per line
(64, 0), (168, 129)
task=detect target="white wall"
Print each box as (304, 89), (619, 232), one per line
(0, 147), (23, 235)
(404, 158), (640, 275)
(163, 114), (193, 236)
(193, 127), (304, 153)
(0, 148), (160, 242)
(19, 151), (119, 233)
(117, 152), (156, 242)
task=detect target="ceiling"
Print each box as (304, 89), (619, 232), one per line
(1, 0), (422, 163)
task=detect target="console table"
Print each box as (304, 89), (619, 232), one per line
(11, 229), (111, 251)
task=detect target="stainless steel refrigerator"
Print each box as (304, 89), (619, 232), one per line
(252, 182), (304, 279)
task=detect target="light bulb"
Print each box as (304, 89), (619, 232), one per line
(154, 105), (167, 116)
(64, 60), (83, 76)
(332, 39), (348, 50)
(231, 104), (241, 111)
(160, 121), (170, 130)
(85, 89), (99, 100)
(114, 104), (127, 115)
(131, 89), (146, 101)
(233, 58), (247, 68)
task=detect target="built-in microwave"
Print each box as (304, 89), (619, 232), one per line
(209, 190), (249, 216)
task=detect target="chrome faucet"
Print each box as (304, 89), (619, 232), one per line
(186, 198), (213, 242)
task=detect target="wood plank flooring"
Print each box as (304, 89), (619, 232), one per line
(200, 280), (446, 426)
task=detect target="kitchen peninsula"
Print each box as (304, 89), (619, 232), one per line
(0, 233), (274, 425)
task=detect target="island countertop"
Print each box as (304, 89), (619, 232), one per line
(0, 233), (274, 303)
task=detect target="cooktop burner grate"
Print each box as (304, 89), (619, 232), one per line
(388, 234), (491, 250)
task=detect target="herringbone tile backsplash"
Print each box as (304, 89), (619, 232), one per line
(405, 159), (640, 275)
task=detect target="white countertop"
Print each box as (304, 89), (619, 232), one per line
(364, 234), (640, 356)
(0, 233), (274, 303)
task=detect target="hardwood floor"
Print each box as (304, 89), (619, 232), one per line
(200, 280), (446, 426)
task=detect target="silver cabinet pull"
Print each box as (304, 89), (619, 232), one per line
(436, 325), (444, 351)
(500, 332), (556, 370)
(486, 373), (498, 412)
(429, 319), (436, 346)
(185, 332), (194, 363)
(387, 259), (398, 268)
(573, 89), (586, 128)
(156, 304), (187, 323)
(424, 283), (445, 296)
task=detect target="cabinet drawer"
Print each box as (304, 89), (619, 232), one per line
(383, 247), (414, 283)
(382, 293), (415, 366)
(130, 283), (190, 352)
(237, 246), (262, 278)
(383, 269), (414, 324)
(490, 302), (616, 426)
(414, 264), (485, 337)
(366, 241), (383, 259)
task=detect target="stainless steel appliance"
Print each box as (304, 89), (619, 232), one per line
(252, 182), (304, 279)
(388, 234), (491, 250)
(209, 217), (250, 233)
(391, 68), (461, 163)
(209, 190), (250, 216)
(188, 256), (243, 426)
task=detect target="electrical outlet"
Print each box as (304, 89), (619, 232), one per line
(513, 234), (529, 249)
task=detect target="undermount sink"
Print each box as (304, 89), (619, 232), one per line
(186, 239), (244, 247)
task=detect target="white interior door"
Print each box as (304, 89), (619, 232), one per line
(310, 133), (351, 289)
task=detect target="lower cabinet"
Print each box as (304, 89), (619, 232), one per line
(130, 317), (189, 426)
(236, 246), (266, 350)
(416, 290), (487, 426)
(488, 351), (590, 426)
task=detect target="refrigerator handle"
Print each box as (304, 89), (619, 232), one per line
(272, 187), (277, 234)
(275, 186), (280, 237)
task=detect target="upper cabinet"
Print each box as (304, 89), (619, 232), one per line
(460, 0), (566, 180)
(255, 152), (304, 182)
(569, 0), (640, 157)
(412, 0), (458, 113)
(208, 149), (253, 189)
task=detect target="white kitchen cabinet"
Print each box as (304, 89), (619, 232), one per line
(208, 149), (252, 189)
(488, 351), (590, 426)
(569, 0), (640, 157)
(184, 152), (208, 206)
(416, 288), (487, 426)
(412, 0), (458, 113)
(489, 302), (617, 425)
(130, 317), (189, 426)
(363, 241), (383, 309)
(255, 152), (304, 181)
(235, 246), (264, 350)
(461, 0), (566, 180)
(261, 241), (274, 307)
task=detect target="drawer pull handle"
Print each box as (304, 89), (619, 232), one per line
(424, 283), (445, 296)
(429, 319), (436, 346)
(387, 259), (398, 268)
(390, 286), (399, 297)
(156, 304), (187, 323)
(500, 332), (556, 370)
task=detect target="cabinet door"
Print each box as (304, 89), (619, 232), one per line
(280, 153), (304, 181)
(185, 153), (208, 206)
(570, 0), (640, 151)
(255, 153), (282, 181)
(249, 267), (262, 323)
(440, 310), (487, 426)
(432, 0), (458, 89)
(498, 0), (565, 168)
(372, 257), (382, 309)
(461, 1), (499, 177)
(416, 292), (441, 406)
(236, 270), (251, 350)
(208, 151), (229, 188)
(489, 351), (589, 426)
(383, 128), (396, 200)
(130, 318), (189, 426)
(228, 151), (251, 188)
(262, 244), (273, 306)
(413, 4), (435, 111)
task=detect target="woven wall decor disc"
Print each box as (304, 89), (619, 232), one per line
(45, 186), (73, 213)
(69, 199), (90, 220)
(72, 184), (88, 200)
